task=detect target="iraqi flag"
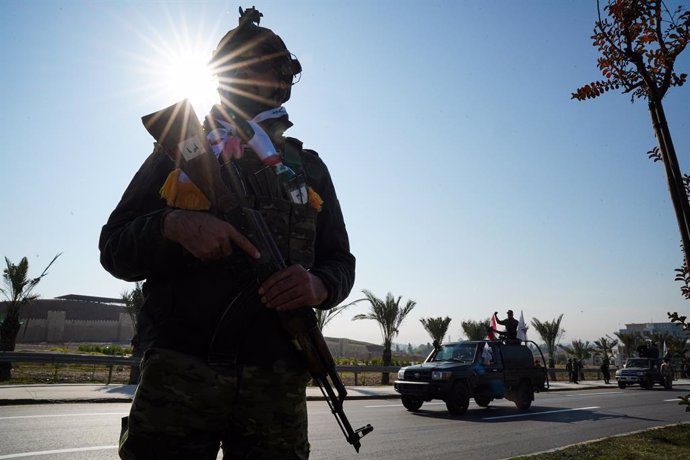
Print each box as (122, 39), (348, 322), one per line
(517, 310), (528, 341)
(487, 314), (498, 340)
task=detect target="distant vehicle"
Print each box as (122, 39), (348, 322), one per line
(615, 358), (672, 390)
(394, 340), (548, 415)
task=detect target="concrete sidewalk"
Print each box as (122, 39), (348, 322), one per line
(2, 379), (678, 405)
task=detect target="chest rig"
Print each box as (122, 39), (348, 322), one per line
(222, 137), (318, 269)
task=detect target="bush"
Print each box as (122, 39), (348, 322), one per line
(77, 344), (132, 356)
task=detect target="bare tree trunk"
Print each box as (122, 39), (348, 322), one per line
(381, 347), (392, 385)
(648, 99), (690, 271)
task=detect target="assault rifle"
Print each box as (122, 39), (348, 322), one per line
(141, 99), (372, 452)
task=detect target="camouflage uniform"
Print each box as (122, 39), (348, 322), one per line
(119, 348), (310, 459)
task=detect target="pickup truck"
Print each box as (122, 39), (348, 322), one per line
(394, 340), (548, 415)
(615, 358), (673, 390)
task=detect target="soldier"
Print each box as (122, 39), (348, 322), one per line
(600, 355), (611, 384)
(100, 7), (355, 459)
(494, 309), (518, 341)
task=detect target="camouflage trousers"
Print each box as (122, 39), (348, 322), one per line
(119, 348), (310, 459)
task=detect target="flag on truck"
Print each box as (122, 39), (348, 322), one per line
(487, 314), (498, 340)
(517, 310), (528, 341)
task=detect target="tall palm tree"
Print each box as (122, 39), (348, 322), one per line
(352, 290), (416, 384)
(614, 331), (642, 359)
(461, 319), (490, 341)
(420, 317), (451, 345)
(0, 254), (60, 381)
(530, 314), (565, 373)
(593, 335), (619, 361)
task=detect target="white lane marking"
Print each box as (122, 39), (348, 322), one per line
(563, 391), (625, 396)
(364, 402), (445, 408)
(483, 406), (600, 420)
(0, 445), (117, 459)
(665, 398), (683, 402)
(0, 412), (127, 421)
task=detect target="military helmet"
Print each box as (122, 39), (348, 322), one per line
(210, 6), (302, 106)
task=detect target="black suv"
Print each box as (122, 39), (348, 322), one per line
(615, 358), (673, 390)
(394, 340), (548, 415)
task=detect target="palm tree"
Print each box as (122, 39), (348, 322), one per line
(420, 317), (451, 345)
(593, 335), (619, 361)
(461, 318), (490, 341)
(0, 254), (60, 381)
(122, 281), (145, 329)
(352, 290), (416, 384)
(559, 339), (595, 381)
(614, 331), (642, 359)
(559, 340), (595, 362)
(121, 282), (145, 384)
(315, 299), (358, 332)
(531, 314), (565, 376)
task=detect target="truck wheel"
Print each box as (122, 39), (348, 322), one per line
(474, 395), (491, 407)
(515, 382), (533, 410)
(641, 379), (653, 390)
(617, 381), (626, 389)
(445, 383), (470, 415)
(401, 396), (424, 411)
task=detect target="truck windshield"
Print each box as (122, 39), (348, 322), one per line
(625, 359), (650, 368)
(434, 343), (478, 363)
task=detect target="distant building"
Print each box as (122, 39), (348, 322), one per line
(618, 322), (688, 339)
(1, 295), (385, 356)
(0, 294), (133, 344)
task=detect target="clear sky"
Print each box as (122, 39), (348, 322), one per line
(1, 0), (689, 348)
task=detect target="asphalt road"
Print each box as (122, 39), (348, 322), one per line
(0, 387), (688, 459)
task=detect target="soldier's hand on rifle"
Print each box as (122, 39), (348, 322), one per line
(259, 264), (328, 311)
(162, 209), (261, 261)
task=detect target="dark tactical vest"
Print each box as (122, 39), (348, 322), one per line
(222, 136), (318, 269)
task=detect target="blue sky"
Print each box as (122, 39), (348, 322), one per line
(1, 0), (689, 347)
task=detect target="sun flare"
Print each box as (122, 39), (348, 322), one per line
(162, 51), (219, 117)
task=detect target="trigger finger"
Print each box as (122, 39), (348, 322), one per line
(228, 227), (261, 259)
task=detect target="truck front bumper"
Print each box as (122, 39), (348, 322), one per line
(394, 380), (452, 399)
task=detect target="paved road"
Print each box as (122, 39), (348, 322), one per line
(1, 386), (688, 459)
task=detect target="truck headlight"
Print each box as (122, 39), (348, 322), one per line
(398, 369), (406, 380)
(637, 371), (646, 376)
(432, 371), (451, 381)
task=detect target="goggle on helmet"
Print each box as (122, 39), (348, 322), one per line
(210, 6), (302, 105)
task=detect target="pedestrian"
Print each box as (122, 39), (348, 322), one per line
(100, 7), (355, 459)
(572, 358), (580, 383)
(494, 309), (518, 341)
(566, 358), (573, 382)
(600, 355), (610, 384)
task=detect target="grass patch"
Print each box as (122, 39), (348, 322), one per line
(512, 423), (690, 459)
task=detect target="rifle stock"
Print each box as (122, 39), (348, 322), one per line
(141, 99), (372, 452)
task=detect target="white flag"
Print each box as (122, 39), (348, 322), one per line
(517, 310), (528, 341)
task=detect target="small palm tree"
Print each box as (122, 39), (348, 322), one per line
(559, 339), (595, 362)
(461, 318), (490, 341)
(121, 282), (145, 384)
(614, 331), (642, 359)
(315, 299), (358, 332)
(531, 314), (565, 372)
(0, 254), (60, 381)
(594, 335), (619, 361)
(352, 290), (416, 384)
(420, 316), (451, 345)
